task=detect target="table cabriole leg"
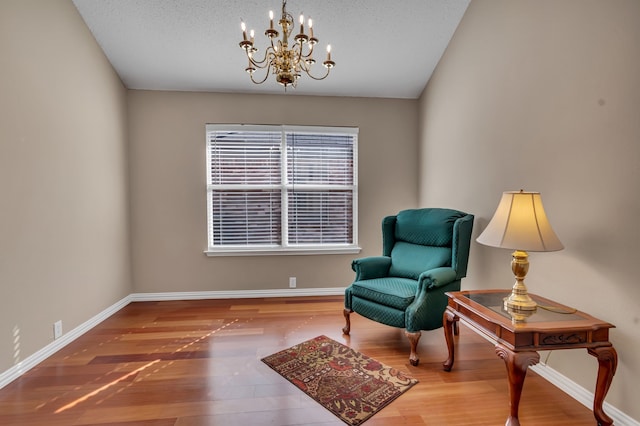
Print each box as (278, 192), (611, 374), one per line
(495, 344), (540, 426)
(443, 309), (458, 371)
(588, 346), (618, 426)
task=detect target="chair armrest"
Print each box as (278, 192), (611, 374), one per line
(351, 257), (392, 280)
(406, 267), (460, 332)
(418, 267), (457, 291)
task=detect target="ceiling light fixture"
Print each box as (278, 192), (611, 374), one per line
(238, 0), (335, 89)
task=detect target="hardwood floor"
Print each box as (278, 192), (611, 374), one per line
(0, 296), (598, 425)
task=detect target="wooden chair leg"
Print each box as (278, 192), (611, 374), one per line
(342, 309), (352, 335)
(454, 320), (459, 336)
(405, 330), (422, 366)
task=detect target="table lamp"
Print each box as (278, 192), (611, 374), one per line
(476, 190), (564, 315)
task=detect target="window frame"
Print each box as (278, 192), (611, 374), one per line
(205, 124), (360, 256)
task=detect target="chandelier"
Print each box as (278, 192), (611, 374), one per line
(238, 0), (335, 88)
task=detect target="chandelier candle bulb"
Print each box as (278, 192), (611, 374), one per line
(299, 14), (304, 34)
(246, 57), (255, 74)
(309, 18), (313, 37)
(241, 21), (247, 40)
(250, 29), (255, 44)
(269, 10), (274, 29)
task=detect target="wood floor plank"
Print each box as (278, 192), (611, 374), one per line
(0, 296), (598, 425)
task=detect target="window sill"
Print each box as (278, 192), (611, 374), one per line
(204, 245), (362, 257)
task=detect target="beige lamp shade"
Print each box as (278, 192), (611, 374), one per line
(476, 190), (564, 252)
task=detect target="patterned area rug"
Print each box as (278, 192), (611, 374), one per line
(261, 335), (418, 425)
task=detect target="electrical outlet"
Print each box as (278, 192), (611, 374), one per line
(53, 320), (62, 340)
(289, 277), (296, 288)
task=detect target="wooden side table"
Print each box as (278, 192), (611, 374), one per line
(443, 290), (617, 426)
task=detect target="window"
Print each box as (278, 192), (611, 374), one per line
(205, 125), (359, 255)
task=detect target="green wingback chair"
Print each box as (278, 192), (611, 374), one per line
(343, 208), (474, 366)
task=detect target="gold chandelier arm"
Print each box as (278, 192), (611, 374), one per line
(303, 67), (332, 81)
(249, 66), (272, 85)
(295, 53), (332, 81)
(300, 42), (315, 59)
(247, 47), (276, 68)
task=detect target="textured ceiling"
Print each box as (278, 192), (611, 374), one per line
(72, 0), (470, 99)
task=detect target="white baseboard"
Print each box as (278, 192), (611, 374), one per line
(0, 288), (344, 389)
(2, 289), (637, 425)
(130, 287), (346, 301)
(460, 318), (639, 426)
(0, 294), (132, 389)
(530, 363), (639, 426)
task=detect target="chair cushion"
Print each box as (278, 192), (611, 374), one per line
(389, 242), (452, 279)
(350, 277), (417, 310)
(395, 208), (465, 246)
(351, 297), (406, 329)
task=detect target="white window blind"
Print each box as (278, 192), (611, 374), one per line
(206, 125), (359, 255)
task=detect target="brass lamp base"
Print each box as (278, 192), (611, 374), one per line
(503, 250), (537, 322)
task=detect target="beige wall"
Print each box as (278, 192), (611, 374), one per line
(0, 0), (131, 372)
(127, 91), (419, 293)
(419, 0), (640, 419)
(5, 0), (637, 421)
